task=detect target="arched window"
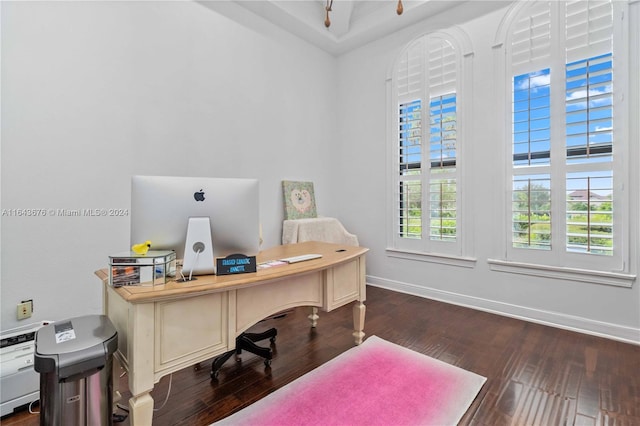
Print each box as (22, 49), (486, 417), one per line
(490, 0), (633, 285)
(387, 29), (474, 266)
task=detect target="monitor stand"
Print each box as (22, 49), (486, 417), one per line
(181, 217), (216, 280)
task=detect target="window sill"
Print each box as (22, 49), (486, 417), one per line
(386, 248), (477, 268)
(487, 259), (636, 288)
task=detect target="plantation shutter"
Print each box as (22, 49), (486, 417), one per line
(427, 38), (457, 171)
(565, 0), (613, 164)
(399, 100), (422, 175)
(397, 39), (425, 240)
(511, 1), (552, 74)
(394, 33), (461, 249)
(505, 0), (626, 270)
(397, 40), (424, 102)
(427, 37), (458, 243)
(565, 0), (613, 63)
(427, 37), (456, 97)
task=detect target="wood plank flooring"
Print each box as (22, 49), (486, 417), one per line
(3, 285), (639, 425)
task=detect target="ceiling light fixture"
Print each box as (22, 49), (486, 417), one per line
(324, 0), (333, 27)
(324, 0), (404, 28)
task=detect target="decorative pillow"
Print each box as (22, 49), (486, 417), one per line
(282, 181), (317, 220)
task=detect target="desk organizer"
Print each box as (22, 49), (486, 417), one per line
(109, 250), (176, 287)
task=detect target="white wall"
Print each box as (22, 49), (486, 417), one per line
(1, 1), (338, 329)
(2, 0), (638, 344)
(335, 3), (640, 343)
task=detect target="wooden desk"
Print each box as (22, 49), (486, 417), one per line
(95, 241), (368, 425)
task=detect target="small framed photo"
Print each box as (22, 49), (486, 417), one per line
(282, 180), (317, 220)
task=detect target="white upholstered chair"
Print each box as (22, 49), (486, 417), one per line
(282, 217), (358, 246)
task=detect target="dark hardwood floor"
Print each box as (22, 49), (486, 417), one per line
(3, 285), (639, 425)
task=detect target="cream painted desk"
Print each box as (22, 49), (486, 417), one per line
(95, 241), (368, 425)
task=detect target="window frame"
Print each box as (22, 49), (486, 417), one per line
(386, 29), (476, 267)
(489, 0), (635, 287)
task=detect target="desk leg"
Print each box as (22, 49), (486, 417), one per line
(129, 392), (154, 426)
(352, 301), (366, 345)
(308, 307), (319, 328)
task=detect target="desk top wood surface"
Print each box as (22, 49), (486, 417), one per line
(96, 241), (368, 303)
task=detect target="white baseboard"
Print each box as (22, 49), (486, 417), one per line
(366, 275), (640, 346)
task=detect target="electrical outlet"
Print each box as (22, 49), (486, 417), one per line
(17, 300), (33, 320)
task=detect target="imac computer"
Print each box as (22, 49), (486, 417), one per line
(130, 175), (260, 277)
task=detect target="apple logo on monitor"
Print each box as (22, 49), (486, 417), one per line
(194, 189), (205, 202)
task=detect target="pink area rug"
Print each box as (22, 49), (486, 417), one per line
(214, 335), (486, 426)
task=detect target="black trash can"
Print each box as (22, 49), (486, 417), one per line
(34, 315), (117, 426)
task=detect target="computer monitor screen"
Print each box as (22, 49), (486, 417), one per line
(130, 175), (260, 275)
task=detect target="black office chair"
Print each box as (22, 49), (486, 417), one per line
(210, 327), (278, 379)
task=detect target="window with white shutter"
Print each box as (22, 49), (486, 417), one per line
(398, 99), (422, 239)
(389, 31), (471, 262)
(429, 93), (457, 242)
(495, 0), (631, 282)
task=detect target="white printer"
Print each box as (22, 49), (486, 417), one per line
(1, 322), (49, 417)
